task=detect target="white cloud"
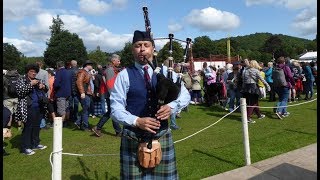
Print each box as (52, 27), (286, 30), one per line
(245, 0), (317, 37)
(59, 14), (132, 51)
(19, 13), (53, 42)
(4, 0), (42, 21)
(18, 12), (132, 54)
(154, 39), (169, 52)
(168, 22), (183, 33)
(245, 0), (316, 9)
(283, 0), (316, 9)
(111, 0), (128, 9)
(3, 37), (44, 56)
(185, 7), (240, 32)
(78, 0), (112, 15)
(291, 8), (317, 36)
(245, 0), (275, 6)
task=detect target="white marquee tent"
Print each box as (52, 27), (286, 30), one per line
(298, 51), (317, 62)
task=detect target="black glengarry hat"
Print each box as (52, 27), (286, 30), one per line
(132, 30), (152, 44)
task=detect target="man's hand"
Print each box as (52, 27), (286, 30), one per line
(136, 117), (160, 134)
(80, 93), (85, 99)
(155, 105), (172, 120)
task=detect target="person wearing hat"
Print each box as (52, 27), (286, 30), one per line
(74, 60), (94, 131)
(15, 63), (49, 155)
(110, 30), (190, 179)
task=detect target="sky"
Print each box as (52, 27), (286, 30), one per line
(3, 0), (317, 57)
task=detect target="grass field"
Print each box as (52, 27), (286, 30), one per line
(3, 95), (317, 180)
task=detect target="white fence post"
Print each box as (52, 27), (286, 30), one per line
(53, 117), (63, 180)
(240, 98), (251, 165)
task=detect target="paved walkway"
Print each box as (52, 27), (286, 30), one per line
(203, 143), (317, 180)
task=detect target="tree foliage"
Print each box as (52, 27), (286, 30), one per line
(157, 41), (184, 64)
(87, 47), (108, 67)
(17, 57), (42, 74)
(192, 36), (214, 58)
(44, 31), (88, 67)
(118, 42), (134, 68)
(49, 15), (64, 37)
(3, 43), (22, 70)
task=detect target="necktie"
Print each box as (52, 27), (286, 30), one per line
(143, 66), (151, 89)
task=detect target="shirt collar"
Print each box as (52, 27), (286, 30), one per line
(134, 62), (150, 71)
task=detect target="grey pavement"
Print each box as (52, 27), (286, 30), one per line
(203, 143), (317, 180)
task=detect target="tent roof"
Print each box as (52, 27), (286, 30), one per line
(299, 51), (317, 60)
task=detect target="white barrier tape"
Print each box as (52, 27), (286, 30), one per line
(174, 106), (240, 144)
(247, 98), (317, 108)
(62, 153), (118, 156)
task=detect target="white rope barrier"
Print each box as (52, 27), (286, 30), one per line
(173, 106), (240, 144)
(247, 98), (317, 108)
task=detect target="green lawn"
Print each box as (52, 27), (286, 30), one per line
(3, 96), (317, 180)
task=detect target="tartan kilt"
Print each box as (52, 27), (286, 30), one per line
(120, 129), (178, 180)
(93, 101), (102, 116)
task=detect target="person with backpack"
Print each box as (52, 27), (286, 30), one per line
(241, 60), (270, 123)
(273, 57), (295, 119)
(3, 70), (21, 131)
(91, 54), (123, 137)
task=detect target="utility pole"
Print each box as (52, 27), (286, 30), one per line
(227, 35), (231, 63)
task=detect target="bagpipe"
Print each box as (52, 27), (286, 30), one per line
(142, 6), (192, 107)
(142, 6), (192, 150)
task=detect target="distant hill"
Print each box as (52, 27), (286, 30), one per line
(216, 32), (313, 51)
(212, 32), (316, 60)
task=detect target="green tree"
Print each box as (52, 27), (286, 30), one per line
(192, 36), (214, 58)
(3, 43), (22, 70)
(44, 31), (88, 67)
(49, 15), (64, 36)
(17, 57), (41, 74)
(238, 49), (247, 59)
(262, 35), (285, 59)
(157, 41), (184, 64)
(118, 42), (134, 67)
(306, 40), (317, 51)
(88, 46), (108, 66)
(213, 41), (227, 55)
(44, 16), (87, 67)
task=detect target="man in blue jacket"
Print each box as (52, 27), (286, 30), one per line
(53, 61), (72, 125)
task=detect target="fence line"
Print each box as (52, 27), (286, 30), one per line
(247, 98), (317, 108)
(50, 97), (317, 179)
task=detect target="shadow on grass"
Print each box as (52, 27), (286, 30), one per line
(248, 163), (316, 180)
(284, 129), (317, 136)
(69, 157), (119, 180)
(193, 149), (242, 167)
(206, 111), (242, 122)
(9, 133), (21, 150)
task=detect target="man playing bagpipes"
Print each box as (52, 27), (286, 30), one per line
(110, 30), (190, 179)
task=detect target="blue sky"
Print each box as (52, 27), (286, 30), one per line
(4, 0), (317, 57)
